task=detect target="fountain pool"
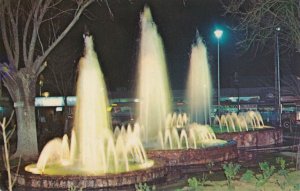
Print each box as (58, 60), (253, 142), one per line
(135, 7), (228, 150)
(11, 5), (272, 189)
(134, 7), (238, 174)
(212, 111), (282, 147)
(13, 35), (168, 190)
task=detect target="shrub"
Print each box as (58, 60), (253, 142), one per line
(276, 157), (288, 177)
(135, 183), (155, 191)
(222, 162), (241, 186)
(241, 169), (255, 182)
(186, 176), (207, 191)
(256, 162), (275, 187)
(293, 183), (300, 191)
(188, 177), (200, 189)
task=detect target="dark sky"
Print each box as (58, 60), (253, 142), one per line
(77, 0), (242, 90)
(75, 0), (280, 90)
(1, 0), (285, 94)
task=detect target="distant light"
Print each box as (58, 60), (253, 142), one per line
(42, 92), (50, 97)
(214, 29), (223, 39)
(276, 27), (280, 31)
(56, 107), (63, 112)
(228, 97), (235, 101)
(39, 80), (43, 86)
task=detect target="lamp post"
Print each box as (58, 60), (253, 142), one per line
(39, 75), (44, 96)
(214, 29), (223, 112)
(38, 75), (44, 126)
(233, 71), (240, 112)
(275, 27), (281, 127)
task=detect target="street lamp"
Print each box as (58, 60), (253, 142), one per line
(233, 71), (240, 112)
(275, 27), (281, 127)
(39, 75), (44, 96)
(37, 74), (44, 127)
(214, 29), (223, 110)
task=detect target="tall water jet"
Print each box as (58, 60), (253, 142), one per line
(136, 7), (172, 147)
(73, 35), (112, 172)
(186, 32), (212, 124)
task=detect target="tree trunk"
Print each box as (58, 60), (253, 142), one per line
(10, 71), (38, 160)
(14, 97), (38, 160)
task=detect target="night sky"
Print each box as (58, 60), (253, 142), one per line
(1, 0), (288, 95)
(76, 0), (241, 91)
(77, 0), (283, 91)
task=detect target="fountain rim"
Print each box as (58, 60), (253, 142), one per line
(215, 126), (279, 135)
(145, 139), (236, 152)
(12, 159), (168, 189)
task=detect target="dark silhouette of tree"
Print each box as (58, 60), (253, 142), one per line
(221, 0), (300, 52)
(0, 0), (96, 159)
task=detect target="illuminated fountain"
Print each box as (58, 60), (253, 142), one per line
(135, 7), (227, 150)
(186, 32), (212, 125)
(115, 120), (226, 151)
(136, 6), (172, 148)
(136, 7), (237, 169)
(14, 36), (167, 190)
(182, 31), (282, 148)
(165, 113), (189, 129)
(213, 111), (265, 132)
(213, 110), (283, 147)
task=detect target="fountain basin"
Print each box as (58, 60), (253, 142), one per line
(146, 140), (237, 167)
(216, 127), (283, 147)
(12, 161), (167, 190)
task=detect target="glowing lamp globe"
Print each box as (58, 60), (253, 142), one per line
(214, 29), (223, 39)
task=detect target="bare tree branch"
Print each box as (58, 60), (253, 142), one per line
(0, 0), (14, 65)
(37, 32), (45, 55)
(26, 0), (51, 64)
(42, 8), (75, 23)
(281, 75), (300, 96)
(22, 2), (35, 67)
(221, 0), (300, 52)
(104, 0), (114, 20)
(33, 0), (95, 73)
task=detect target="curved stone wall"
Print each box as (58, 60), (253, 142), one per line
(13, 141), (239, 190)
(147, 140), (238, 167)
(216, 127), (283, 147)
(12, 161), (167, 190)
